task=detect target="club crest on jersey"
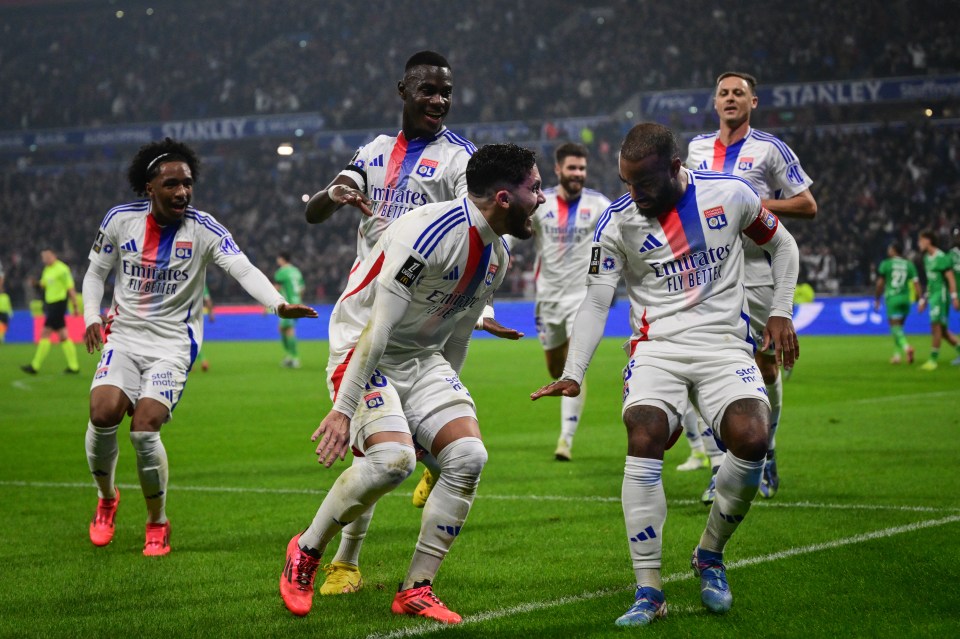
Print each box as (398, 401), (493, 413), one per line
(416, 158), (439, 177)
(395, 255), (425, 288)
(760, 209), (777, 230)
(579, 208), (592, 221)
(737, 156), (754, 171)
(704, 206), (728, 230)
(219, 236), (241, 255)
(174, 241), (193, 259)
(589, 247), (601, 274)
(484, 263), (499, 286)
(364, 392), (384, 409)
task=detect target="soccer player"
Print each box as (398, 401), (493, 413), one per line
(874, 242), (921, 364)
(532, 123), (799, 626)
(274, 252), (305, 368)
(917, 230), (960, 370)
(302, 50), (521, 596)
(280, 143), (544, 624)
(0, 257), (9, 344)
(21, 248), (82, 375)
(685, 71), (816, 501)
(530, 142), (610, 461)
(82, 138), (317, 556)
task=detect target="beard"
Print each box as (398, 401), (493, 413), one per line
(560, 175), (584, 195)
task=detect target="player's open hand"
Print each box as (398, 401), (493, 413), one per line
(312, 410), (351, 467)
(481, 317), (524, 340)
(763, 316), (799, 370)
(278, 303), (319, 319)
(530, 379), (581, 401)
(83, 323), (104, 354)
(330, 184), (374, 217)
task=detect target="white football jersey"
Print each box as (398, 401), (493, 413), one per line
(88, 201), (267, 361)
(590, 169), (782, 355)
(328, 197), (509, 365)
(686, 127), (812, 288)
(339, 127), (475, 260)
(533, 187), (611, 303)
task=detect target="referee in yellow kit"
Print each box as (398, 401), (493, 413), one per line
(22, 248), (81, 374)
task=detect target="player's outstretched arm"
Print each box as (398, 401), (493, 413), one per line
(312, 410), (352, 468)
(761, 189), (817, 220)
(277, 303), (319, 319)
(305, 176), (371, 223)
(530, 379), (581, 400)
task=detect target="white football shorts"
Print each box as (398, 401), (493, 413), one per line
(535, 297), (582, 351)
(90, 346), (188, 419)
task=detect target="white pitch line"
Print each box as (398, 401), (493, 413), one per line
(1, 480), (957, 514)
(848, 390), (958, 404)
(364, 514), (960, 639)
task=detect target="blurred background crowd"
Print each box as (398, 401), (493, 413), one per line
(2, 0), (959, 305)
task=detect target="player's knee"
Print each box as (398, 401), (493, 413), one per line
(364, 442), (416, 488)
(720, 400), (769, 461)
(437, 437), (487, 487)
(89, 403), (124, 429)
(623, 405), (670, 457)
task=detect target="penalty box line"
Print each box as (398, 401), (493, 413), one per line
(365, 513), (960, 639)
(1, 480), (959, 515)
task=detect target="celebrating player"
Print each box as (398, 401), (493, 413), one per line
(21, 248), (82, 375)
(82, 138), (317, 556)
(280, 143), (544, 624)
(530, 143), (610, 460)
(874, 242), (921, 364)
(685, 71), (816, 501)
(531, 123), (799, 626)
(917, 229), (960, 370)
(302, 50), (521, 596)
(274, 252), (306, 368)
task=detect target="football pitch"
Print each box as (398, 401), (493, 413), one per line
(2, 335), (958, 638)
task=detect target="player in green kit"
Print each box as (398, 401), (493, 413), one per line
(874, 242), (921, 364)
(21, 248), (81, 374)
(275, 252), (306, 368)
(917, 230), (960, 370)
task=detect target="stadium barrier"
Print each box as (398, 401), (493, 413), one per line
(2, 297), (946, 344)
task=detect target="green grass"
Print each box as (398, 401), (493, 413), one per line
(1, 336), (959, 638)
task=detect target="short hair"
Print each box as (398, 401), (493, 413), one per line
(466, 144), (537, 197)
(404, 51), (450, 72)
(554, 142), (588, 165)
(919, 229), (939, 248)
(717, 71), (758, 95)
(889, 242), (903, 255)
(278, 251), (291, 262)
(128, 137), (200, 196)
(620, 123), (679, 163)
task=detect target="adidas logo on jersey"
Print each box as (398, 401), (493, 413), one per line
(637, 234), (663, 253)
(442, 266), (460, 281)
(120, 239), (139, 253)
(370, 154), (384, 167)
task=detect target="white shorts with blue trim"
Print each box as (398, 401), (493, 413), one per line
(90, 346), (188, 420)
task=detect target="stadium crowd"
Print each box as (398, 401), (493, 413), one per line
(2, 0), (960, 306)
(1, 0), (957, 131)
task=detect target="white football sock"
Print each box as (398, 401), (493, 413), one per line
(330, 454), (375, 567)
(85, 421), (119, 499)
(767, 374), (783, 451)
(699, 452), (763, 553)
(130, 431), (169, 524)
(560, 380), (586, 445)
(682, 405), (704, 452)
(402, 437), (487, 589)
(622, 457), (666, 589)
(301, 441), (415, 555)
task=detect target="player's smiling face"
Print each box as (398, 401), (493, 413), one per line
(714, 76), (757, 129)
(556, 155), (587, 198)
(503, 166), (545, 240)
(399, 65), (453, 139)
(619, 153), (683, 219)
(147, 161), (193, 226)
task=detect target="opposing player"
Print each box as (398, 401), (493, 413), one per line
(874, 242), (920, 364)
(302, 50), (520, 595)
(21, 248), (82, 375)
(917, 230), (960, 370)
(274, 252), (306, 368)
(685, 71), (816, 501)
(532, 124), (799, 626)
(529, 142), (610, 460)
(82, 138), (317, 556)
(280, 143), (544, 624)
